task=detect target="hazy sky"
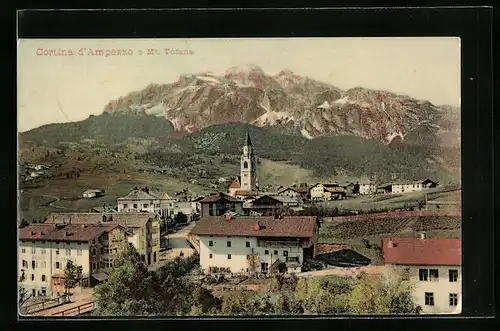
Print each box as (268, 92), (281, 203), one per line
(18, 37), (460, 132)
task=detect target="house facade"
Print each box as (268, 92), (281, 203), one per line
(190, 216), (318, 275)
(277, 187), (309, 204)
(83, 189), (105, 199)
(377, 179), (438, 195)
(117, 187), (164, 215)
(18, 223), (130, 298)
(199, 193), (244, 217)
(382, 236), (461, 314)
(309, 183), (343, 201)
(245, 195), (299, 216)
(45, 212), (161, 266)
(359, 181), (376, 195)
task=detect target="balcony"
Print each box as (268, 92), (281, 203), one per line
(259, 240), (300, 248)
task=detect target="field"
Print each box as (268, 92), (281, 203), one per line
(318, 215), (461, 265)
(316, 186), (460, 213)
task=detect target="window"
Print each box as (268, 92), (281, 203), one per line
(41, 248), (46, 255)
(133, 204), (138, 208)
(41, 275), (46, 282)
(209, 253), (213, 259)
(286, 256), (299, 263)
(22, 260), (28, 268)
(449, 293), (458, 306)
(264, 250), (269, 255)
(419, 268), (428, 281)
(123, 204), (128, 209)
(55, 262), (60, 269)
(21, 248), (26, 253)
(92, 263), (96, 270)
(209, 240), (214, 247)
(31, 247), (36, 254)
(77, 249), (82, 256)
(66, 249), (71, 256)
(227, 254), (232, 260)
(143, 204), (148, 208)
(425, 292), (434, 306)
(246, 241), (250, 248)
(32, 289), (36, 297)
(429, 269), (439, 281)
(92, 248), (97, 255)
(243, 161), (248, 169)
(274, 250), (278, 255)
(32, 260), (36, 269)
(227, 241), (231, 247)
(449, 269), (458, 282)
(283, 250), (288, 256)
(100, 247), (104, 254)
(41, 288), (47, 296)
(77, 242), (82, 245)
(55, 241), (60, 245)
(246, 255), (251, 260)
(31, 274), (35, 281)
(55, 249), (60, 255)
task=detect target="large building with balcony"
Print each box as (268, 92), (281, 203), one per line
(382, 236), (462, 314)
(189, 215), (318, 275)
(45, 212), (161, 265)
(18, 222), (130, 298)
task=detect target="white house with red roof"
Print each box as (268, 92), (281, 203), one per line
(382, 235), (462, 314)
(189, 215), (318, 275)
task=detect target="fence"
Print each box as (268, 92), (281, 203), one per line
(22, 294), (71, 315)
(322, 210), (460, 224)
(51, 302), (94, 317)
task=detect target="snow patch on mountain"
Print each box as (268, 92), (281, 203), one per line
(317, 101), (332, 109)
(253, 111), (292, 126)
(144, 102), (166, 116)
(196, 75), (220, 83)
(334, 96), (349, 105)
(387, 131), (405, 144)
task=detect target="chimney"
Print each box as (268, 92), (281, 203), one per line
(254, 222), (260, 231)
(225, 213), (231, 221)
(81, 224), (86, 229)
(31, 231), (36, 236)
(387, 240), (394, 248)
(420, 232), (427, 239)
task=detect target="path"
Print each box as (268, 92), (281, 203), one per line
(164, 222), (197, 259)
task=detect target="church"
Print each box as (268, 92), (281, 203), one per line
(227, 132), (259, 199)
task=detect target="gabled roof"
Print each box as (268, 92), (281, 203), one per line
(278, 187), (309, 194)
(309, 182), (339, 189)
(45, 212), (157, 228)
(382, 237), (461, 266)
(117, 189), (161, 201)
(190, 216), (317, 239)
(228, 176), (242, 189)
(235, 190), (258, 197)
(199, 192), (243, 203)
(19, 223), (130, 242)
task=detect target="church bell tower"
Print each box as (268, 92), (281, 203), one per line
(240, 131), (257, 192)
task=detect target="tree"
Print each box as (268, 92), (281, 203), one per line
(174, 212), (188, 224)
(247, 253), (260, 274)
(64, 260), (83, 294)
(18, 269), (29, 307)
(348, 266), (421, 315)
(19, 218), (29, 228)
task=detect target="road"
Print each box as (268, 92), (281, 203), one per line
(164, 222), (196, 259)
(297, 265), (384, 278)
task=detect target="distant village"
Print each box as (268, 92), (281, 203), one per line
(18, 132), (460, 316)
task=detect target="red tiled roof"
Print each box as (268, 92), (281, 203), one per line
(45, 212), (157, 228)
(199, 193), (242, 203)
(235, 190), (258, 196)
(228, 176), (241, 189)
(19, 223), (127, 242)
(189, 216), (317, 239)
(382, 237), (461, 266)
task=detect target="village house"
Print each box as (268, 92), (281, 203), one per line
(117, 187), (166, 215)
(339, 182), (359, 196)
(244, 195), (300, 216)
(199, 193), (244, 217)
(377, 179), (439, 194)
(309, 183), (346, 201)
(83, 189), (105, 199)
(189, 215), (318, 275)
(45, 212), (161, 266)
(382, 235), (461, 314)
(18, 222), (131, 298)
(277, 187), (310, 204)
(358, 180), (377, 195)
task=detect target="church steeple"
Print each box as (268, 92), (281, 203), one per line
(245, 131), (252, 147)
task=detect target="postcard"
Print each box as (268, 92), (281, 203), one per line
(17, 37), (461, 317)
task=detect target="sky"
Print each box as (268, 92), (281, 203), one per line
(18, 37), (461, 132)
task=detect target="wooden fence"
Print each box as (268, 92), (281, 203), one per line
(51, 301), (94, 317)
(322, 210), (460, 223)
(22, 294), (71, 315)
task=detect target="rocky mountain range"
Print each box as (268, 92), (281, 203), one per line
(103, 64), (460, 147)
